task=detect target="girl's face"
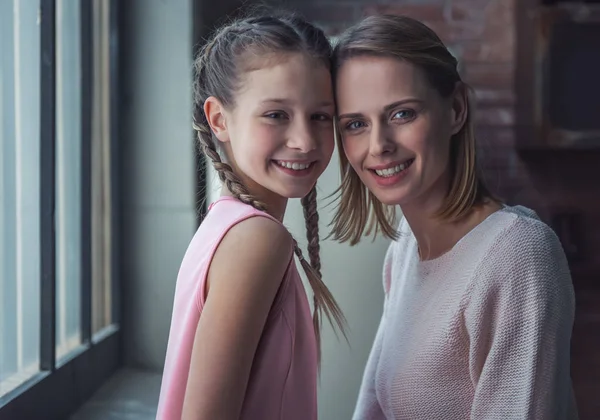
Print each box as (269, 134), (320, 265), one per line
(208, 53), (335, 206)
(335, 55), (466, 213)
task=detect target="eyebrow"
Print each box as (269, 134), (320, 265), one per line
(260, 98), (335, 108)
(338, 98), (423, 120)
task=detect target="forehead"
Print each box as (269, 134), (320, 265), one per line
(235, 53), (333, 105)
(335, 56), (431, 114)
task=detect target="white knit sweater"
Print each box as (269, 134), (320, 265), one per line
(353, 206), (578, 420)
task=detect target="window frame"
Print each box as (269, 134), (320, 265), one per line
(0, 0), (122, 418)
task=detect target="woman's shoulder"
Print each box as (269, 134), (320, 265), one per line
(474, 205), (572, 291)
(466, 205), (575, 319)
(491, 205), (564, 258)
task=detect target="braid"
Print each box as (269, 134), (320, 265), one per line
(298, 187), (348, 365)
(301, 188), (323, 354)
(302, 187), (321, 276)
(192, 12), (347, 366)
(194, 119), (346, 363)
(193, 125), (267, 211)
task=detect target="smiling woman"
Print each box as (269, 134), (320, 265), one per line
(336, 55), (464, 211)
(330, 14), (578, 420)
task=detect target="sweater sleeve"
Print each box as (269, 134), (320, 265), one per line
(465, 219), (577, 420)
(352, 243), (394, 420)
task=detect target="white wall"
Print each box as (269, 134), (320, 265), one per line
(121, 0), (197, 370)
(286, 156), (389, 420)
(123, 1), (388, 418)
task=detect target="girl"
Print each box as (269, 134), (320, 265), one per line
(331, 15), (578, 420)
(156, 13), (345, 420)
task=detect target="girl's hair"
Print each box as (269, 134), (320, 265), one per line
(330, 14), (495, 245)
(192, 12), (346, 360)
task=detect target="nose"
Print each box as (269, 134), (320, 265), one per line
(368, 123), (396, 157)
(287, 118), (317, 153)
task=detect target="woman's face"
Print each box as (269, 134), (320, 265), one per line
(335, 55), (466, 212)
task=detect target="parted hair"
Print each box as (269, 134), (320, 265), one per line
(192, 11), (346, 361)
(330, 14), (494, 245)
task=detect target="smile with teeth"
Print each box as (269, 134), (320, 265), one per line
(275, 160), (313, 171)
(373, 159), (414, 177)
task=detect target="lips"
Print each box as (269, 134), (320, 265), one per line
(274, 160), (314, 171)
(367, 158), (414, 187)
(369, 158), (414, 177)
(272, 159), (317, 178)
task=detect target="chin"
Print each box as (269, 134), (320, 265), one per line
(375, 195), (406, 207)
(368, 186), (413, 207)
(282, 188), (313, 199)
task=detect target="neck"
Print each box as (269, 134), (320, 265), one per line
(219, 150), (288, 221)
(401, 197), (501, 261)
(400, 170), (451, 260)
(220, 186), (287, 222)
(401, 201), (448, 261)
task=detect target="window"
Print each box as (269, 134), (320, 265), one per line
(0, 0), (42, 396)
(55, 0), (83, 361)
(0, 1), (120, 418)
(91, 0), (115, 334)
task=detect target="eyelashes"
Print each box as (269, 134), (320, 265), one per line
(342, 109), (417, 132)
(262, 112), (333, 122)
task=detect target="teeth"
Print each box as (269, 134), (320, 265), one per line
(374, 161), (410, 177)
(277, 161), (311, 170)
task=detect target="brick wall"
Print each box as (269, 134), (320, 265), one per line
(287, 0), (522, 199)
(277, 0), (600, 417)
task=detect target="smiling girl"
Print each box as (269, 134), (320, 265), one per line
(156, 13), (345, 420)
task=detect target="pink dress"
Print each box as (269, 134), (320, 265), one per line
(156, 196), (318, 420)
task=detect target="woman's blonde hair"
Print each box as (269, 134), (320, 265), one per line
(193, 12), (346, 362)
(330, 14), (494, 245)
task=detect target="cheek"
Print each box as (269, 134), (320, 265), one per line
(398, 118), (443, 160)
(341, 136), (365, 170)
(424, 124), (451, 164)
(413, 126), (451, 180)
(319, 126), (335, 158)
(242, 124), (280, 159)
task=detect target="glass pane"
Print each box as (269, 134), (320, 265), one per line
(0, 0), (41, 397)
(55, 0), (82, 361)
(92, 0), (113, 335)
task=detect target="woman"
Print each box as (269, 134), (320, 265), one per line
(330, 14), (578, 420)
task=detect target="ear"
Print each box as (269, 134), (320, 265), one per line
(204, 96), (230, 143)
(449, 82), (468, 136)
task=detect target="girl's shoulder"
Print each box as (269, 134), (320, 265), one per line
(203, 195), (293, 255)
(205, 196), (271, 224)
(197, 198), (294, 308)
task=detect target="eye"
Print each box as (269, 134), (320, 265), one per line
(345, 120), (366, 131)
(312, 113), (332, 122)
(264, 111), (287, 120)
(391, 109), (415, 121)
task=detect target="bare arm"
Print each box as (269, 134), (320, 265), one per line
(181, 216), (293, 420)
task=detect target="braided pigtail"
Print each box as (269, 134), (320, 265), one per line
(299, 187), (348, 365)
(192, 12), (346, 365)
